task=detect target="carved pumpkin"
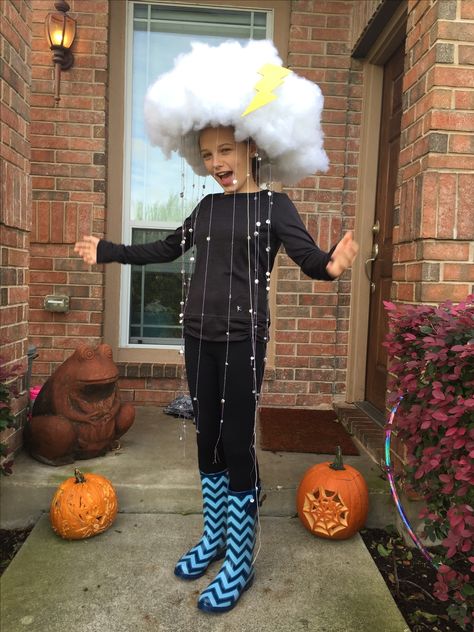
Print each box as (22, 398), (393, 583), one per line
(297, 446), (368, 540)
(50, 469), (118, 540)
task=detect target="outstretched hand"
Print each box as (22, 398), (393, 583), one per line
(326, 231), (359, 279)
(74, 235), (100, 265)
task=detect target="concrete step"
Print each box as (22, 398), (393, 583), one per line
(1, 407), (396, 530)
(0, 513), (410, 632)
(335, 404), (387, 468)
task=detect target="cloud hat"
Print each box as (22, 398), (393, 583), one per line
(144, 39), (329, 185)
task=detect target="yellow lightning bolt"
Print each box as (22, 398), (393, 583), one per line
(241, 64), (292, 117)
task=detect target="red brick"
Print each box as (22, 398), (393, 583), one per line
(443, 264), (474, 282)
(291, 12), (326, 27)
(55, 151), (92, 164)
(29, 323), (66, 336)
(437, 173), (457, 238)
(270, 380), (308, 394)
(420, 283), (471, 302)
(295, 393), (332, 407)
(31, 176), (54, 190)
(37, 348), (66, 362)
(288, 52), (312, 67)
(291, 39), (331, 55)
(438, 20), (474, 41)
(6, 248), (29, 267)
(449, 134), (474, 154)
(460, 0), (474, 19)
(56, 123), (93, 138)
(31, 149), (55, 162)
(298, 318), (336, 330)
(29, 271), (67, 284)
(290, 25), (310, 40)
(395, 283), (415, 302)
(66, 324), (102, 337)
(426, 153), (474, 170)
(459, 45), (474, 66)
(431, 110), (474, 131)
(431, 67), (474, 89)
(56, 178), (92, 192)
(260, 393), (296, 407)
(458, 174), (474, 239)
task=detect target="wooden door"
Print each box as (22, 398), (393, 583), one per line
(365, 42), (405, 412)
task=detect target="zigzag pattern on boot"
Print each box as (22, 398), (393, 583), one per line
(174, 470), (229, 580)
(198, 490), (257, 613)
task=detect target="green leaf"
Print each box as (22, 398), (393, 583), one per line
(420, 326), (433, 334)
(414, 610), (439, 623)
(377, 544), (390, 557)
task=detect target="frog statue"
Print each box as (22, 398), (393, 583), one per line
(26, 344), (135, 465)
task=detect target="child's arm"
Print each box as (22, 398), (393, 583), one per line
(74, 211), (197, 266)
(272, 195), (358, 280)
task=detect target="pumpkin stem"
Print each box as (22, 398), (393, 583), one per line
(74, 468), (86, 483)
(329, 446), (346, 471)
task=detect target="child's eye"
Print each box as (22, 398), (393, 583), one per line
(201, 153), (211, 160)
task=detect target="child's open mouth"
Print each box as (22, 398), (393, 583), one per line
(216, 171), (235, 187)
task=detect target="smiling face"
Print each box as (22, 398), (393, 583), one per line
(199, 126), (260, 195)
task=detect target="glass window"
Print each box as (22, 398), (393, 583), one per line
(124, 2), (270, 345)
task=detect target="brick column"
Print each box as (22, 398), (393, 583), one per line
(0, 0), (32, 461)
(29, 0), (109, 381)
(263, 0), (358, 407)
(394, 0), (474, 304)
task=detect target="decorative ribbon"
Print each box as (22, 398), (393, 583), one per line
(384, 398), (439, 568)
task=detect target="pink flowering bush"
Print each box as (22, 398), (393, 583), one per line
(384, 295), (474, 629)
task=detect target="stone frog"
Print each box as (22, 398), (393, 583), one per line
(26, 344), (135, 465)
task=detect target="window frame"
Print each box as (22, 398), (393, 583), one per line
(106, 0), (290, 364)
(121, 1), (272, 349)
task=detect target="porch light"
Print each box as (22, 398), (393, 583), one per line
(45, 0), (76, 105)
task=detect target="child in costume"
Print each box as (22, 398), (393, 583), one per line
(74, 41), (358, 614)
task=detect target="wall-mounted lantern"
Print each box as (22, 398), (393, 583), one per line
(45, 0), (76, 105)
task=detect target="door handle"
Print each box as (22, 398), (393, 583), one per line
(364, 243), (379, 281)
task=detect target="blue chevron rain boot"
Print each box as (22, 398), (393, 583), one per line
(174, 469), (229, 580)
(197, 488), (258, 613)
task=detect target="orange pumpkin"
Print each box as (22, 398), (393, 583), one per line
(50, 468), (118, 540)
(297, 446), (368, 540)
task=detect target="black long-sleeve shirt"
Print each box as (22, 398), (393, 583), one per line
(98, 191), (335, 342)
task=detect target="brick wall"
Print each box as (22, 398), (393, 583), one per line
(0, 0), (32, 461)
(29, 0), (108, 381)
(394, 0), (474, 304)
(387, 0), (474, 473)
(25, 0), (366, 411)
(23, 0), (473, 413)
(261, 0), (360, 408)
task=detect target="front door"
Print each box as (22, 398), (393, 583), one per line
(365, 41), (405, 412)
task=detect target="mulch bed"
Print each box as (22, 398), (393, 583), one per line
(0, 527), (34, 576)
(360, 527), (465, 632)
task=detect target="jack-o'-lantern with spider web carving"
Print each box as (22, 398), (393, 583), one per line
(297, 446), (369, 540)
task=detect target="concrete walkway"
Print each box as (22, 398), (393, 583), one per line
(0, 407), (410, 632)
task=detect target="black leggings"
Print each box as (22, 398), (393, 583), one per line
(185, 335), (266, 492)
